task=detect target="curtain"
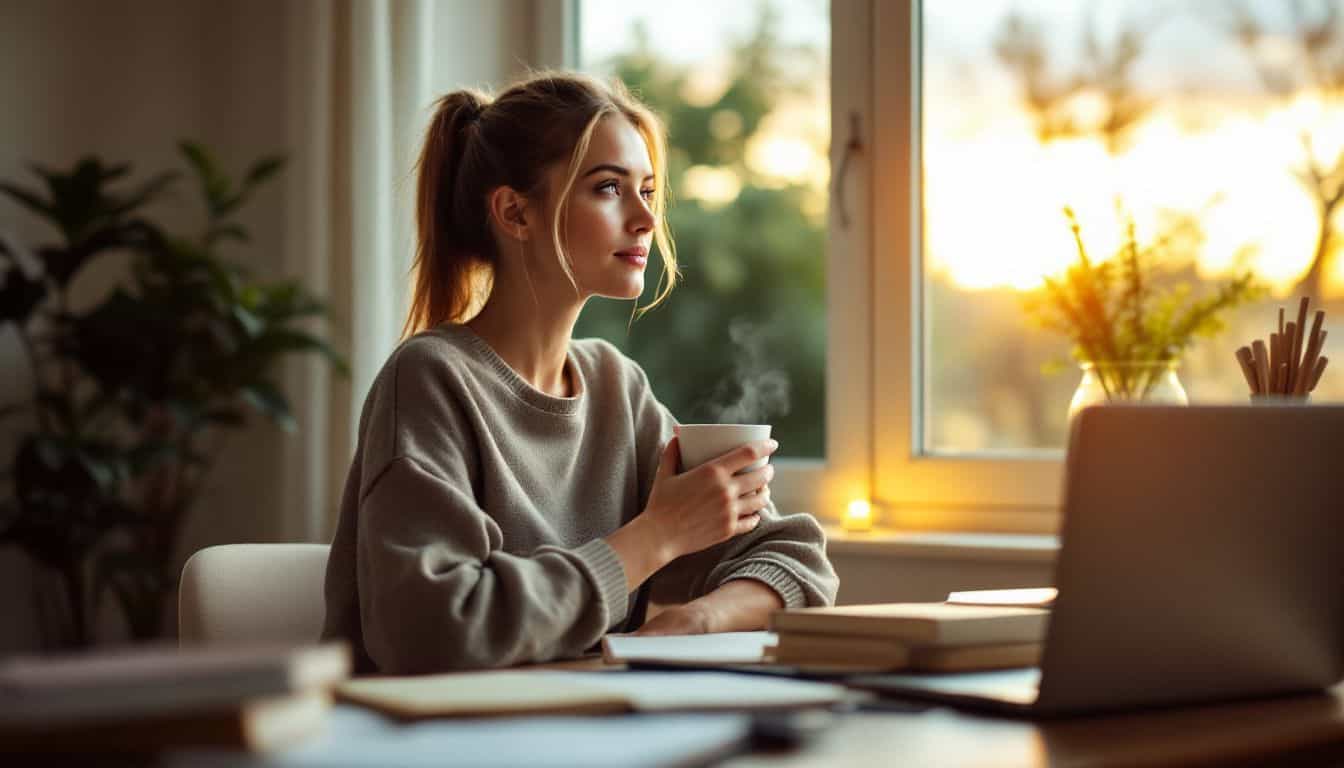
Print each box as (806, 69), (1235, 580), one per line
(279, 0), (435, 541)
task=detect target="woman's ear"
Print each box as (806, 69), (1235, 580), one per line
(486, 185), (532, 241)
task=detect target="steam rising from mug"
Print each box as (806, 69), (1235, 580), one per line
(706, 319), (792, 424)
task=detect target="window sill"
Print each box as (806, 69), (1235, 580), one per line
(824, 526), (1059, 563)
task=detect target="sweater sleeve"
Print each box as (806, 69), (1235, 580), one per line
(355, 456), (628, 674)
(623, 354), (839, 611)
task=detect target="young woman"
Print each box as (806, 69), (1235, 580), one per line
(321, 72), (837, 674)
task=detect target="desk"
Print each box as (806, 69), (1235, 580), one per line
(170, 665), (1344, 768)
(725, 689), (1344, 767)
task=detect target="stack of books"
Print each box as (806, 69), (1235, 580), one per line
(0, 642), (350, 754)
(768, 595), (1051, 673)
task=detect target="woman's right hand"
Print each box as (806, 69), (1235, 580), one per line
(640, 435), (778, 562)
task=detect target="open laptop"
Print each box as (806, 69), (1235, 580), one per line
(850, 404), (1344, 716)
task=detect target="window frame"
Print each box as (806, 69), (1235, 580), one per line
(872, 0), (1060, 533)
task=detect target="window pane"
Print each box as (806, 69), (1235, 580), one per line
(576, 1), (829, 458)
(923, 0), (1343, 454)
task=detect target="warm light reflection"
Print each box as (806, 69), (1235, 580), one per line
(842, 499), (873, 532)
(924, 95), (1344, 294)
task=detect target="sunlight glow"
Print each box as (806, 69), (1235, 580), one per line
(681, 164), (742, 209)
(924, 95), (1344, 294)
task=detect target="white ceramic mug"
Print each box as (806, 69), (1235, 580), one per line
(676, 424), (773, 474)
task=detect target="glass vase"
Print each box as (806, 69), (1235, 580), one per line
(1067, 360), (1189, 423)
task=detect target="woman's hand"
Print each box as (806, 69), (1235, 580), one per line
(640, 434), (778, 563)
(632, 602), (714, 636)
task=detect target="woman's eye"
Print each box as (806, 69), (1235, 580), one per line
(640, 188), (656, 201)
(597, 180), (619, 194)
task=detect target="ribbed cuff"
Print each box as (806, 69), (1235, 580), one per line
(572, 538), (630, 627)
(721, 562), (807, 609)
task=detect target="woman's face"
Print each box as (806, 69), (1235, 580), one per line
(535, 115), (657, 302)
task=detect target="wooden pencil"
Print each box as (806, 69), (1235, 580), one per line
(1270, 332), (1282, 392)
(1279, 307), (1285, 337)
(1236, 346), (1259, 393)
(1275, 362), (1288, 394)
(1295, 312), (1326, 396)
(1253, 339), (1270, 395)
(1292, 297), (1310, 391)
(1310, 356), (1329, 392)
(1284, 322), (1298, 391)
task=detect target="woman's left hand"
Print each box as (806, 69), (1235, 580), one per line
(632, 602), (715, 636)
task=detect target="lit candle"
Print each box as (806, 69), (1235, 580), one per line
(843, 499), (873, 532)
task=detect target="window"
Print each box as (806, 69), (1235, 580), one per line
(571, 1), (874, 521)
(876, 0), (1344, 532)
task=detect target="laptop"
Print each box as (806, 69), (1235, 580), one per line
(850, 404), (1344, 716)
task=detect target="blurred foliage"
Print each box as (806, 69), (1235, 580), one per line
(576, 8), (827, 457)
(0, 144), (346, 647)
(1023, 208), (1265, 399)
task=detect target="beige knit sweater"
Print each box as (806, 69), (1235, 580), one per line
(321, 324), (837, 674)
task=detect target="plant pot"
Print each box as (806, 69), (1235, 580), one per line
(1067, 360), (1189, 422)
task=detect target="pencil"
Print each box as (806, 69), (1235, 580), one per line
(1236, 346), (1259, 393)
(1253, 339), (1270, 395)
(1279, 306), (1285, 337)
(1284, 322), (1298, 391)
(1270, 332), (1282, 392)
(1295, 312), (1326, 396)
(1275, 362), (1288, 395)
(1310, 356), (1329, 392)
(1292, 297), (1310, 391)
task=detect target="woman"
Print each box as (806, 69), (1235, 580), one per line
(322, 71), (837, 674)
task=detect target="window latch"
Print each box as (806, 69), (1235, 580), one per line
(833, 111), (864, 229)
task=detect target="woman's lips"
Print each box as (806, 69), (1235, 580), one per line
(616, 250), (647, 267)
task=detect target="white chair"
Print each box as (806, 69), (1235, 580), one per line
(178, 543), (330, 645)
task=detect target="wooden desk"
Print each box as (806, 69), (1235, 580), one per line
(537, 656), (1344, 766)
(724, 688), (1344, 767)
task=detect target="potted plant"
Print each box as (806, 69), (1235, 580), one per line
(0, 143), (346, 647)
(1024, 208), (1264, 420)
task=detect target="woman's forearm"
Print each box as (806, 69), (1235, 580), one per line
(692, 579), (784, 632)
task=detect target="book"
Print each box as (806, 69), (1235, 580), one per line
(770, 603), (1049, 646)
(770, 632), (1042, 672)
(0, 642), (350, 725)
(601, 632), (776, 665)
(0, 690), (332, 753)
(945, 587), (1057, 609)
(337, 670), (850, 719)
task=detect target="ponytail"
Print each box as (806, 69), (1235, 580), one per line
(403, 90), (493, 338)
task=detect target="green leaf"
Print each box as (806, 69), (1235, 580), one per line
(232, 304), (265, 338)
(242, 155), (286, 190)
(178, 141), (232, 215)
(240, 381), (296, 432)
(0, 181), (55, 222)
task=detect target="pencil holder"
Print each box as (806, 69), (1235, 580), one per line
(1235, 297), (1328, 400)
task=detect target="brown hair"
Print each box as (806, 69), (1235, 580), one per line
(403, 70), (677, 338)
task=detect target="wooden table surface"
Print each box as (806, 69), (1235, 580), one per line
(534, 657), (1344, 766)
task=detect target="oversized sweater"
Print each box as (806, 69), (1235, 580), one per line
(321, 323), (838, 674)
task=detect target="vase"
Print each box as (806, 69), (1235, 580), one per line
(1067, 360), (1189, 422)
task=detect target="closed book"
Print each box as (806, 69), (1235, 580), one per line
(770, 603), (1048, 646)
(0, 642), (350, 725)
(0, 690), (331, 754)
(337, 670), (849, 719)
(772, 632), (1041, 672)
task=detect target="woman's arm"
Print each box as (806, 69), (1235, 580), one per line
(634, 579), (783, 636)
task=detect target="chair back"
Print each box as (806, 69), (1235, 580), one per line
(178, 543), (330, 645)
